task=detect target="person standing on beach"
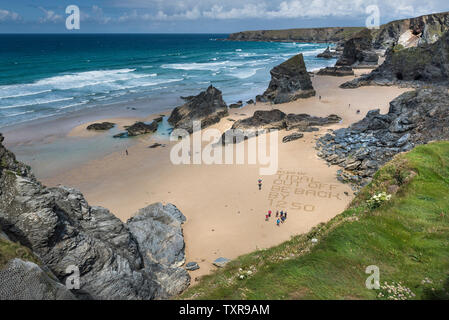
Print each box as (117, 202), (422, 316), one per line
(126, 149), (128, 156)
(265, 214), (269, 221)
(284, 211), (287, 220)
(258, 179), (262, 190)
(268, 210), (272, 218)
(276, 210), (279, 218)
(276, 218), (280, 226)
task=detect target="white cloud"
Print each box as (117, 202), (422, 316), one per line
(38, 7), (63, 23)
(0, 9), (20, 22)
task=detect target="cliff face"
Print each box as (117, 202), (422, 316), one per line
(373, 11), (449, 49)
(341, 30), (449, 88)
(228, 27), (364, 43)
(336, 29), (379, 66)
(228, 12), (449, 50)
(0, 134), (190, 300)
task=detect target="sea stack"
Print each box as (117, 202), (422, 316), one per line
(257, 53), (316, 104)
(336, 28), (379, 67)
(168, 85), (228, 133)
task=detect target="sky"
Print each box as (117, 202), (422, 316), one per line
(0, 0), (448, 33)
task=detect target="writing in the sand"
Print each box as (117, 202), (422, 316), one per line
(267, 170), (342, 211)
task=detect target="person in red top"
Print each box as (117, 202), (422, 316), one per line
(268, 210), (272, 218)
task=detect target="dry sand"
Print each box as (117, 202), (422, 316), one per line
(41, 72), (410, 282)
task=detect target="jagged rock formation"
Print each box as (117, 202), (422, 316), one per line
(257, 54), (316, 104)
(86, 122), (115, 131)
(113, 121), (159, 138)
(316, 88), (449, 187)
(336, 29), (379, 67)
(0, 134), (190, 299)
(222, 109), (341, 144)
(317, 66), (354, 77)
(341, 30), (449, 88)
(317, 46), (340, 59)
(373, 11), (449, 49)
(282, 132), (304, 143)
(168, 85), (228, 133)
(228, 27), (364, 42)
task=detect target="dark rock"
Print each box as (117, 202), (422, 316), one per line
(149, 143), (166, 149)
(317, 46), (340, 59)
(86, 122), (115, 131)
(317, 66), (355, 77)
(336, 29), (379, 67)
(283, 132), (304, 143)
(127, 203), (190, 297)
(259, 54), (316, 104)
(168, 85), (228, 133)
(185, 262), (199, 271)
(229, 101), (243, 108)
(316, 88), (449, 186)
(246, 99), (255, 105)
(341, 30), (449, 88)
(0, 135), (190, 299)
(126, 121), (158, 136)
(213, 257), (230, 268)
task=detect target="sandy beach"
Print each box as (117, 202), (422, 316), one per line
(6, 70), (409, 282)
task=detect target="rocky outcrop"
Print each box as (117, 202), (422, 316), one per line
(282, 132), (304, 143)
(317, 66), (354, 77)
(113, 121), (159, 138)
(373, 11), (449, 49)
(229, 101), (243, 108)
(317, 46), (340, 59)
(228, 27), (364, 43)
(86, 122), (115, 131)
(341, 30), (449, 88)
(0, 134), (190, 300)
(168, 85), (228, 133)
(127, 203), (190, 297)
(316, 88), (449, 187)
(336, 29), (379, 67)
(258, 54), (316, 104)
(222, 109), (341, 144)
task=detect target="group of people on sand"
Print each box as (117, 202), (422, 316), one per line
(265, 210), (288, 226)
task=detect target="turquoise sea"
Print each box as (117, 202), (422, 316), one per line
(0, 34), (337, 128)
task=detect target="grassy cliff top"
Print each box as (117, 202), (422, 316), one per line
(181, 141), (449, 300)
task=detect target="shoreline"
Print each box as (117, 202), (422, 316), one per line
(5, 69), (411, 283)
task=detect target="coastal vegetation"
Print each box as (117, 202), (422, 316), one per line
(181, 142), (449, 299)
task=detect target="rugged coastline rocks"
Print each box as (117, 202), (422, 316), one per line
(317, 46), (340, 59)
(341, 31), (449, 88)
(257, 54), (316, 104)
(168, 85), (229, 133)
(113, 120), (159, 138)
(0, 134), (190, 299)
(222, 109), (341, 144)
(316, 88), (449, 187)
(86, 122), (115, 131)
(336, 29), (379, 67)
(317, 66), (355, 77)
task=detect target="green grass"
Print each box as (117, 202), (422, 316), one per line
(181, 141), (449, 300)
(0, 238), (40, 270)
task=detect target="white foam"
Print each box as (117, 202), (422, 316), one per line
(0, 97), (74, 109)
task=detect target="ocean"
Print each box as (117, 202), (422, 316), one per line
(0, 34), (337, 128)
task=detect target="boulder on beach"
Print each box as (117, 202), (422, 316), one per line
(86, 122), (115, 131)
(221, 109), (341, 144)
(282, 132), (304, 143)
(229, 101), (243, 108)
(317, 66), (355, 77)
(258, 53), (316, 104)
(113, 120), (159, 138)
(168, 85), (229, 133)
